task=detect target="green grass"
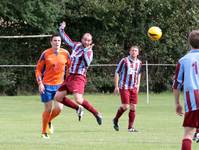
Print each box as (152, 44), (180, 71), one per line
(0, 93), (198, 150)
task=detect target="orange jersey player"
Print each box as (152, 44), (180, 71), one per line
(35, 48), (70, 86)
(35, 33), (84, 139)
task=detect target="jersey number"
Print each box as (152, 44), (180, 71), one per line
(192, 61), (198, 74)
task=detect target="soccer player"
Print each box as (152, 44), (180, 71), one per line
(173, 30), (199, 150)
(35, 33), (84, 139)
(54, 21), (102, 125)
(112, 46), (142, 132)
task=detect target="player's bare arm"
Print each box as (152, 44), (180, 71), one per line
(173, 89), (183, 116)
(114, 73), (119, 95)
(137, 74), (141, 93)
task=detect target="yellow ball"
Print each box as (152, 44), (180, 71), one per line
(147, 26), (162, 41)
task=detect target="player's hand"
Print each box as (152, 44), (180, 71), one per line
(114, 87), (119, 95)
(39, 83), (45, 94)
(176, 104), (183, 116)
(60, 21), (66, 30)
(86, 44), (95, 49)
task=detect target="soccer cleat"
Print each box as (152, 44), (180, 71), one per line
(95, 113), (103, 125)
(196, 139), (199, 143)
(47, 122), (54, 134)
(128, 128), (138, 132)
(112, 119), (119, 131)
(41, 133), (50, 139)
(76, 105), (84, 121)
(193, 132), (199, 143)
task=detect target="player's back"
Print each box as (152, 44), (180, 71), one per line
(180, 50), (199, 91)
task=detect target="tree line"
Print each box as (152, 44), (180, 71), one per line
(0, 0), (199, 95)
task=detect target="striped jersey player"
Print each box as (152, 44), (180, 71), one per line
(54, 21), (102, 125)
(113, 46), (142, 132)
(59, 30), (93, 76)
(173, 51), (199, 112)
(173, 30), (199, 150)
(116, 56), (142, 90)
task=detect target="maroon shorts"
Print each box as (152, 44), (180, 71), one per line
(119, 89), (138, 104)
(183, 109), (199, 128)
(58, 74), (86, 94)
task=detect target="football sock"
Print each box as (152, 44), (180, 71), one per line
(42, 111), (51, 134)
(128, 110), (135, 129)
(181, 138), (192, 150)
(196, 128), (199, 133)
(48, 108), (61, 122)
(82, 99), (98, 116)
(114, 107), (126, 122)
(61, 97), (78, 110)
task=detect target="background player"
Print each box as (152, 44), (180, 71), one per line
(35, 33), (83, 139)
(54, 21), (102, 125)
(113, 46), (142, 132)
(173, 30), (199, 150)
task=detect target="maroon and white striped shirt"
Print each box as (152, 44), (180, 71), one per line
(116, 56), (142, 89)
(59, 28), (93, 76)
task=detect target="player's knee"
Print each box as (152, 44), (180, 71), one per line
(74, 94), (84, 104)
(45, 105), (53, 113)
(130, 104), (136, 111)
(122, 104), (129, 110)
(54, 93), (63, 102)
(75, 97), (84, 104)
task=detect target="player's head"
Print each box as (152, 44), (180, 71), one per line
(50, 33), (61, 50)
(129, 46), (139, 58)
(81, 33), (93, 48)
(188, 30), (199, 49)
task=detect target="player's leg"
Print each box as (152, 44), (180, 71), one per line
(47, 101), (63, 134)
(41, 101), (53, 139)
(128, 89), (138, 132)
(128, 104), (138, 132)
(74, 93), (102, 125)
(113, 89), (130, 131)
(181, 127), (195, 150)
(49, 101), (63, 122)
(55, 90), (84, 121)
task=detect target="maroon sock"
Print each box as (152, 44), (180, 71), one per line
(181, 139), (192, 150)
(82, 99), (98, 116)
(128, 110), (135, 129)
(61, 97), (78, 110)
(114, 107), (126, 122)
(196, 128), (199, 133)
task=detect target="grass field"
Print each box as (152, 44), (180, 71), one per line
(0, 93), (198, 150)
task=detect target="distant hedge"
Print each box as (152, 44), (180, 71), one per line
(1, 0), (199, 95)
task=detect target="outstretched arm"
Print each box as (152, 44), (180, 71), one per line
(59, 21), (75, 48)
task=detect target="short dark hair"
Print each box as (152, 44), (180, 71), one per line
(129, 45), (139, 51)
(50, 33), (61, 41)
(188, 30), (199, 49)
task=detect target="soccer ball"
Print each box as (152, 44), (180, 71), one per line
(147, 26), (162, 41)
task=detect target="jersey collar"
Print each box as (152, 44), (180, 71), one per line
(128, 56), (137, 62)
(190, 49), (199, 53)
